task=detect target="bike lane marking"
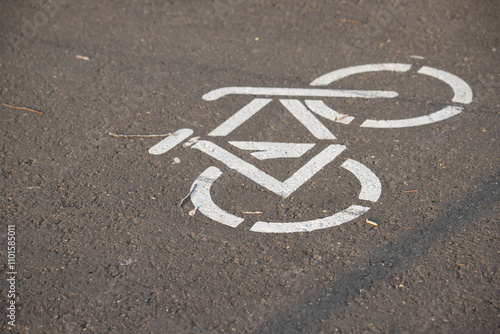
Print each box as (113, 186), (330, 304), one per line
(208, 98), (272, 137)
(280, 99), (337, 139)
(360, 105), (463, 128)
(304, 100), (355, 124)
(190, 166), (245, 228)
(228, 141), (315, 160)
(417, 66), (473, 104)
(192, 140), (346, 199)
(310, 63), (412, 86)
(250, 205), (370, 233)
(146, 63), (474, 233)
(341, 159), (382, 202)
(202, 87), (398, 101)
(148, 128), (193, 155)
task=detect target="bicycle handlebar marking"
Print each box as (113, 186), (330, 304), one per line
(202, 87), (398, 101)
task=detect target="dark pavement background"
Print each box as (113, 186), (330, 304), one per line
(0, 0), (499, 333)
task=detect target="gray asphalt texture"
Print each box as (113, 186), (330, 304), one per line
(0, 0), (499, 333)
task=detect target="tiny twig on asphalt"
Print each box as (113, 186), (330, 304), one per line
(75, 55), (90, 60)
(2, 103), (43, 115)
(340, 19), (362, 24)
(399, 227), (428, 230)
(108, 132), (171, 138)
(366, 219), (378, 226)
(402, 190), (419, 193)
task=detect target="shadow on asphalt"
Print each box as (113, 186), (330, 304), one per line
(261, 171), (499, 333)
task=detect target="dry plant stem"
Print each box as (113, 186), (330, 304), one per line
(2, 103), (43, 115)
(340, 19), (362, 24)
(109, 132), (171, 138)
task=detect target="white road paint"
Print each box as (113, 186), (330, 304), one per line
(250, 205), (370, 233)
(190, 166), (244, 227)
(280, 99), (336, 139)
(228, 141), (315, 160)
(304, 100), (355, 124)
(148, 128), (193, 155)
(188, 156), (380, 232)
(202, 87), (398, 101)
(417, 66), (473, 104)
(183, 136), (200, 147)
(192, 140), (346, 198)
(148, 63), (474, 233)
(341, 159), (381, 202)
(310, 63), (412, 86)
(360, 106), (463, 128)
(208, 98), (272, 137)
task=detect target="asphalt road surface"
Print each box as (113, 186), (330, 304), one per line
(1, 0), (499, 333)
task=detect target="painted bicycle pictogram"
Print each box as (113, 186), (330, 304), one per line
(149, 63), (473, 233)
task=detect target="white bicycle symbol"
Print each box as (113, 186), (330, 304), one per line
(149, 63), (472, 233)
